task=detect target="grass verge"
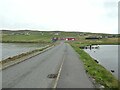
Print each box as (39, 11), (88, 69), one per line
(70, 42), (119, 89)
(1, 44), (53, 65)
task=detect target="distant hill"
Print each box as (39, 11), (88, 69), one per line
(0, 30), (119, 44)
(1, 30), (118, 35)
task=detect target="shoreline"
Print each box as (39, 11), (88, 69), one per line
(70, 42), (119, 88)
(0, 44), (54, 70)
(1, 41), (51, 44)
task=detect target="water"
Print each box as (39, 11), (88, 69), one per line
(1, 43), (46, 60)
(84, 45), (119, 79)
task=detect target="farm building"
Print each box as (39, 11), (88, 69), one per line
(65, 37), (75, 41)
(85, 36), (102, 40)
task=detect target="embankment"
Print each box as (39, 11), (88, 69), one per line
(0, 44), (54, 70)
(70, 43), (119, 89)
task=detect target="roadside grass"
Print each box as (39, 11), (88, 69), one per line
(1, 44), (53, 65)
(70, 42), (119, 89)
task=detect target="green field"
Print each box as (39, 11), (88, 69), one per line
(77, 36), (119, 45)
(1, 30), (78, 43)
(2, 31), (53, 43)
(1, 30), (120, 45)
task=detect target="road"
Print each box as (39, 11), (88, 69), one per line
(2, 42), (94, 88)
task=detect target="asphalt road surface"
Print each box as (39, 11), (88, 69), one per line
(2, 42), (94, 88)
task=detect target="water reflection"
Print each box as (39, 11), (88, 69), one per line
(1, 43), (45, 60)
(84, 45), (119, 79)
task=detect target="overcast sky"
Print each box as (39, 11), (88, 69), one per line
(0, 0), (118, 34)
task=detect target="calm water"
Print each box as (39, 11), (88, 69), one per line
(1, 43), (45, 60)
(84, 45), (119, 79)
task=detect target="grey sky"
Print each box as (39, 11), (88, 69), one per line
(0, 0), (118, 34)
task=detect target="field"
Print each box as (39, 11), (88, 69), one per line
(1, 30), (78, 43)
(77, 36), (119, 45)
(1, 30), (120, 45)
(2, 31), (53, 43)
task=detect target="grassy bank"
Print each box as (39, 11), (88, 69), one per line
(70, 42), (119, 89)
(1, 44), (53, 65)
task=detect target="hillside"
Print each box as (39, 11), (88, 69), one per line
(0, 30), (119, 44)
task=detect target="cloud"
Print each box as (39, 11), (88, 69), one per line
(0, 0), (118, 34)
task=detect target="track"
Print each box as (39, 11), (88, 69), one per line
(2, 42), (94, 88)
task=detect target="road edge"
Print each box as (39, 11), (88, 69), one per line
(1, 45), (55, 70)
